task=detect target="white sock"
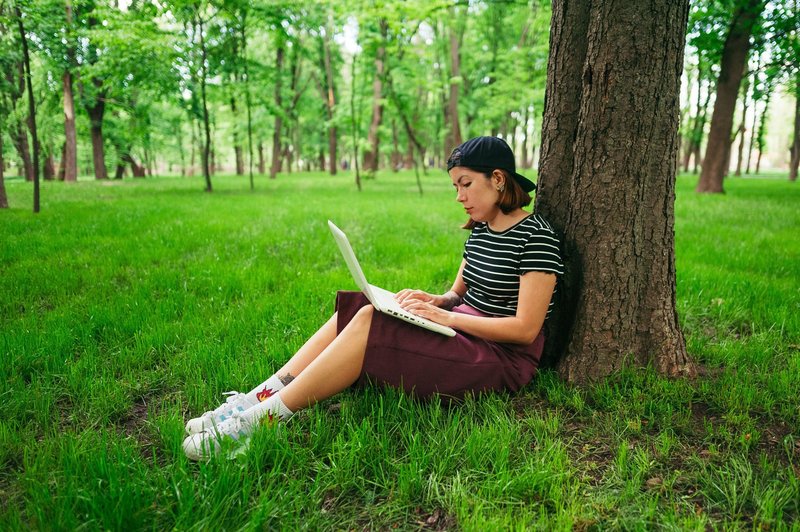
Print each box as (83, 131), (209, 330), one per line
(242, 392), (294, 425)
(245, 375), (285, 404)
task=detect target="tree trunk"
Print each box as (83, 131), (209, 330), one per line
(363, 19), (387, 175)
(521, 106), (530, 169)
(258, 142), (265, 174)
(122, 153), (146, 177)
(62, 0), (78, 183)
(391, 119), (400, 172)
(231, 94), (244, 175)
(270, 38), (285, 179)
(349, 51), (362, 191)
(197, 13), (212, 191)
(445, 14), (463, 156)
(536, 0), (695, 382)
(789, 78), (800, 182)
(241, 11), (255, 190)
(176, 121), (186, 176)
(0, 131), (8, 208)
(734, 68), (751, 177)
(17, 5), (40, 211)
(696, 0), (764, 193)
(43, 149), (55, 181)
(189, 115), (196, 176)
(322, 17), (337, 176)
(85, 94), (108, 180)
(755, 92), (771, 174)
(13, 124), (33, 182)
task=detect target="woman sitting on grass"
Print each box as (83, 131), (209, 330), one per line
(183, 136), (565, 460)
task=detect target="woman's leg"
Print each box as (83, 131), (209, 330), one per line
(278, 305), (373, 412)
(272, 312), (340, 385)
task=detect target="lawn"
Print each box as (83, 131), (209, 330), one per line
(1, 170), (798, 530)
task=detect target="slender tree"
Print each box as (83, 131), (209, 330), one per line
(16, 3), (40, 211)
(194, 5), (213, 192)
(60, 0), (78, 182)
(790, 75), (800, 182)
(536, 0), (695, 381)
(269, 30), (286, 179)
(697, 0), (765, 193)
(362, 18), (387, 175)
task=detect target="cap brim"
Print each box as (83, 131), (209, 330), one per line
(513, 172), (537, 193)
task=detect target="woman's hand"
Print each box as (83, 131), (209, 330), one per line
(394, 289), (442, 307)
(396, 295), (455, 327)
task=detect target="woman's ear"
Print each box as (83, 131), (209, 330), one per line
(491, 170), (506, 189)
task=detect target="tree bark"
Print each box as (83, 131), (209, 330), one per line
(363, 19), (387, 175)
(536, 0), (695, 382)
(696, 0), (764, 193)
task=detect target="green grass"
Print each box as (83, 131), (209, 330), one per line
(1, 170), (798, 530)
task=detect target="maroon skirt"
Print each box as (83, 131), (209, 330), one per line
(335, 291), (544, 400)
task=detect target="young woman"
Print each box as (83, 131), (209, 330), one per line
(183, 136), (564, 460)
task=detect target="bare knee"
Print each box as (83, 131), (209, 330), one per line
(346, 305), (373, 331)
(353, 305), (374, 322)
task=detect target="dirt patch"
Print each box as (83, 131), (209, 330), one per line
(414, 507), (457, 530)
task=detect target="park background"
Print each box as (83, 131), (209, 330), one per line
(2, 0), (800, 530)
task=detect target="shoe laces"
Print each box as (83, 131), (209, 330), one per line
(212, 411), (249, 441)
(203, 391), (246, 418)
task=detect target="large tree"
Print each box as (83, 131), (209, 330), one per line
(536, 0), (696, 382)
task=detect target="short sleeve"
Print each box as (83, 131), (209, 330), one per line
(519, 229), (564, 275)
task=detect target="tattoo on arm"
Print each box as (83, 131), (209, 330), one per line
(440, 291), (463, 310)
(279, 373), (295, 386)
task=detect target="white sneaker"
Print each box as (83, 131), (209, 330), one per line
(185, 391), (255, 435)
(182, 413), (253, 461)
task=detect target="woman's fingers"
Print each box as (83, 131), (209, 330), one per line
(395, 289), (431, 304)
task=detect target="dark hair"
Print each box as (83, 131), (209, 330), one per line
(461, 168), (532, 229)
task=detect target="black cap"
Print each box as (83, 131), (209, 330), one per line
(447, 136), (536, 192)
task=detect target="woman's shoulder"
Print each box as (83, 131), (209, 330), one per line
(518, 213), (559, 238)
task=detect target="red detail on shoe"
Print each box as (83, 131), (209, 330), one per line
(260, 412), (275, 425)
(256, 387), (275, 402)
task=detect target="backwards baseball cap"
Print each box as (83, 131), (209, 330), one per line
(446, 136), (536, 192)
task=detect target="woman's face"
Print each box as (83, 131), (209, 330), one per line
(449, 166), (503, 223)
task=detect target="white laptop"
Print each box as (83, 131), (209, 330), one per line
(328, 220), (456, 337)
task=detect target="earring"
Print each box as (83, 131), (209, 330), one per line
(497, 184), (505, 192)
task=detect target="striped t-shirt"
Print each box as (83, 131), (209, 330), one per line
(462, 214), (564, 318)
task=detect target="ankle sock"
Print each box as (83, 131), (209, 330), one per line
(242, 392), (294, 425)
(245, 375), (284, 404)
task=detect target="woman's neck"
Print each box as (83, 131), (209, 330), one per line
(486, 209), (529, 232)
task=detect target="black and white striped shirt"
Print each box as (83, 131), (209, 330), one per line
(462, 214), (564, 318)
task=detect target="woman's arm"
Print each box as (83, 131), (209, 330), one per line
(399, 270), (556, 345)
(395, 260), (468, 310)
